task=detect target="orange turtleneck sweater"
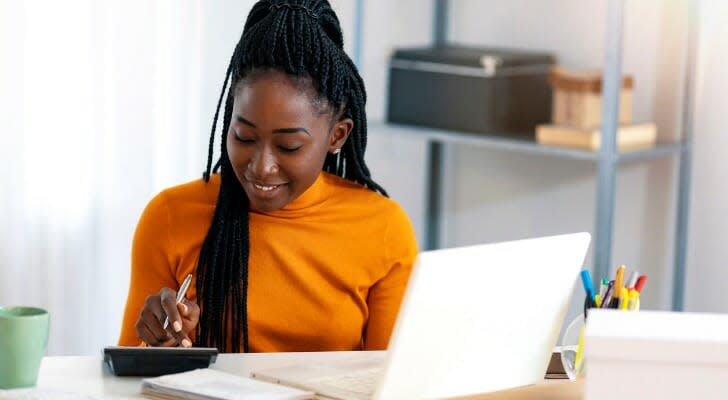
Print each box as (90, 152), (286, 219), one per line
(118, 172), (418, 352)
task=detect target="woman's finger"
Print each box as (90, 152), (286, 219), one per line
(137, 320), (175, 347)
(178, 333), (192, 348)
(159, 287), (182, 334)
(179, 298), (200, 334)
(139, 306), (170, 344)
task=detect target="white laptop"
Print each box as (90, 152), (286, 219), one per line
(253, 232), (591, 400)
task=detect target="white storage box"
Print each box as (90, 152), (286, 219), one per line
(585, 309), (728, 400)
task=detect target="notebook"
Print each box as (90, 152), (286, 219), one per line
(252, 232), (591, 400)
(141, 368), (314, 400)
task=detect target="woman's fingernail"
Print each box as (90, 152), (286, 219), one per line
(182, 338), (192, 348)
(181, 303), (188, 314)
(173, 321), (182, 332)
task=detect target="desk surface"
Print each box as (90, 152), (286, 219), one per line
(33, 351), (582, 399)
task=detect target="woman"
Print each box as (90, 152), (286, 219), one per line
(118, 0), (418, 353)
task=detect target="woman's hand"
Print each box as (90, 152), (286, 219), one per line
(135, 287), (200, 347)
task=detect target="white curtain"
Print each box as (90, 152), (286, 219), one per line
(0, 0), (204, 355)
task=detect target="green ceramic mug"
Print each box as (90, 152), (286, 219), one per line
(0, 306), (50, 388)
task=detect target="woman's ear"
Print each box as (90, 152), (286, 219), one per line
(328, 117), (353, 154)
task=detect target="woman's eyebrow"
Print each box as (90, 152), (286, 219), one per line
(272, 127), (311, 136)
(234, 114), (311, 136)
(235, 114), (256, 127)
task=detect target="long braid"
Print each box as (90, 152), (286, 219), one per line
(203, 63), (233, 182)
(196, 0), (384, 353)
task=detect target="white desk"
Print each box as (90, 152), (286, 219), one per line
(34, 351), (581, 399)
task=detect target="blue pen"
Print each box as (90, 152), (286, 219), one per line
(580, 269), (596, 304)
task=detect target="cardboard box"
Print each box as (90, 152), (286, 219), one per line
(549, 67), (633, 129)
(585, 309), (728, 400)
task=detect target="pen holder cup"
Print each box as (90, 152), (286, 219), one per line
(559, 314), (586, 380)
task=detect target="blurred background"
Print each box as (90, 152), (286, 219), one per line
(1, 0), (726, 355)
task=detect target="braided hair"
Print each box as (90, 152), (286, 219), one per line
(196, 0), (385, 353)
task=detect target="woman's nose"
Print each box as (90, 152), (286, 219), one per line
(249, 146), (279, 177)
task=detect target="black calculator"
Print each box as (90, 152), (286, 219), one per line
(103, 346), (218, 377)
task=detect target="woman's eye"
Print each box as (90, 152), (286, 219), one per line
(234, 134), (254, 144)
(278, 145), (302, 153)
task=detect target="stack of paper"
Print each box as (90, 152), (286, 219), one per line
(142, 369), (314, 400)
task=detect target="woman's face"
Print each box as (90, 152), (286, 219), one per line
(227, 70), (351, 212)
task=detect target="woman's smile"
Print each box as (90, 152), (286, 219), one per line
(246, 178), (287, 200)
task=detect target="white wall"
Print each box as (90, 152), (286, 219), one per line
(360, 0), (433, 248)
(685, 1), (728, 312)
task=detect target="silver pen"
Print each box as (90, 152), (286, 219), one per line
(163, 273), (193, 330)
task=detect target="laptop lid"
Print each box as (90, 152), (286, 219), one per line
(374, 232), (590, 399)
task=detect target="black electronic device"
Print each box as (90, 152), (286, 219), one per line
(103, 346), (218, 377)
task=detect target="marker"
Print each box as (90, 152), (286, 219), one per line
(574, 325), (586, 374)
(628, 289), (639, 311)
(580, 269), (596, 304)
(619, 288), (629, 310)
(599, 278), (609, 299)
(634, 275), (648, 293)
(626, 271), (639, 289)
(601, 280), (614, 309)
(611, 265), (625, 308)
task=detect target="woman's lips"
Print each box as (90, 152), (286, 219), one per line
(253, 182), (281, 191)
(247, 180), (286, 198)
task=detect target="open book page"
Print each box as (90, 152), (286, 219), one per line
(141, 368), (314, 400)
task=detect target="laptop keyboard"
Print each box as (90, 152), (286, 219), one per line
(311, 367), (382, 400)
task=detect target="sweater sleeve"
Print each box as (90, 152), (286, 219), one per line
(118, 191), (178, 346)
(364, 204), (419, 350)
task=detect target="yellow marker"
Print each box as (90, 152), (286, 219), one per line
(627, 289), (636, 310)
(614, 265), (625, 304)
(574, 325), (586, 374)
(619, 288), (629, 310)
(595, 293), (602, 308)
(629, 290), (640, 311)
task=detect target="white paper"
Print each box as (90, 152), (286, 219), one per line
(142, 368), (314, 400)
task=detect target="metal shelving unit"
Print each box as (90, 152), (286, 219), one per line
(371, 122), (685, 164)
(355, 0), (696, 310)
